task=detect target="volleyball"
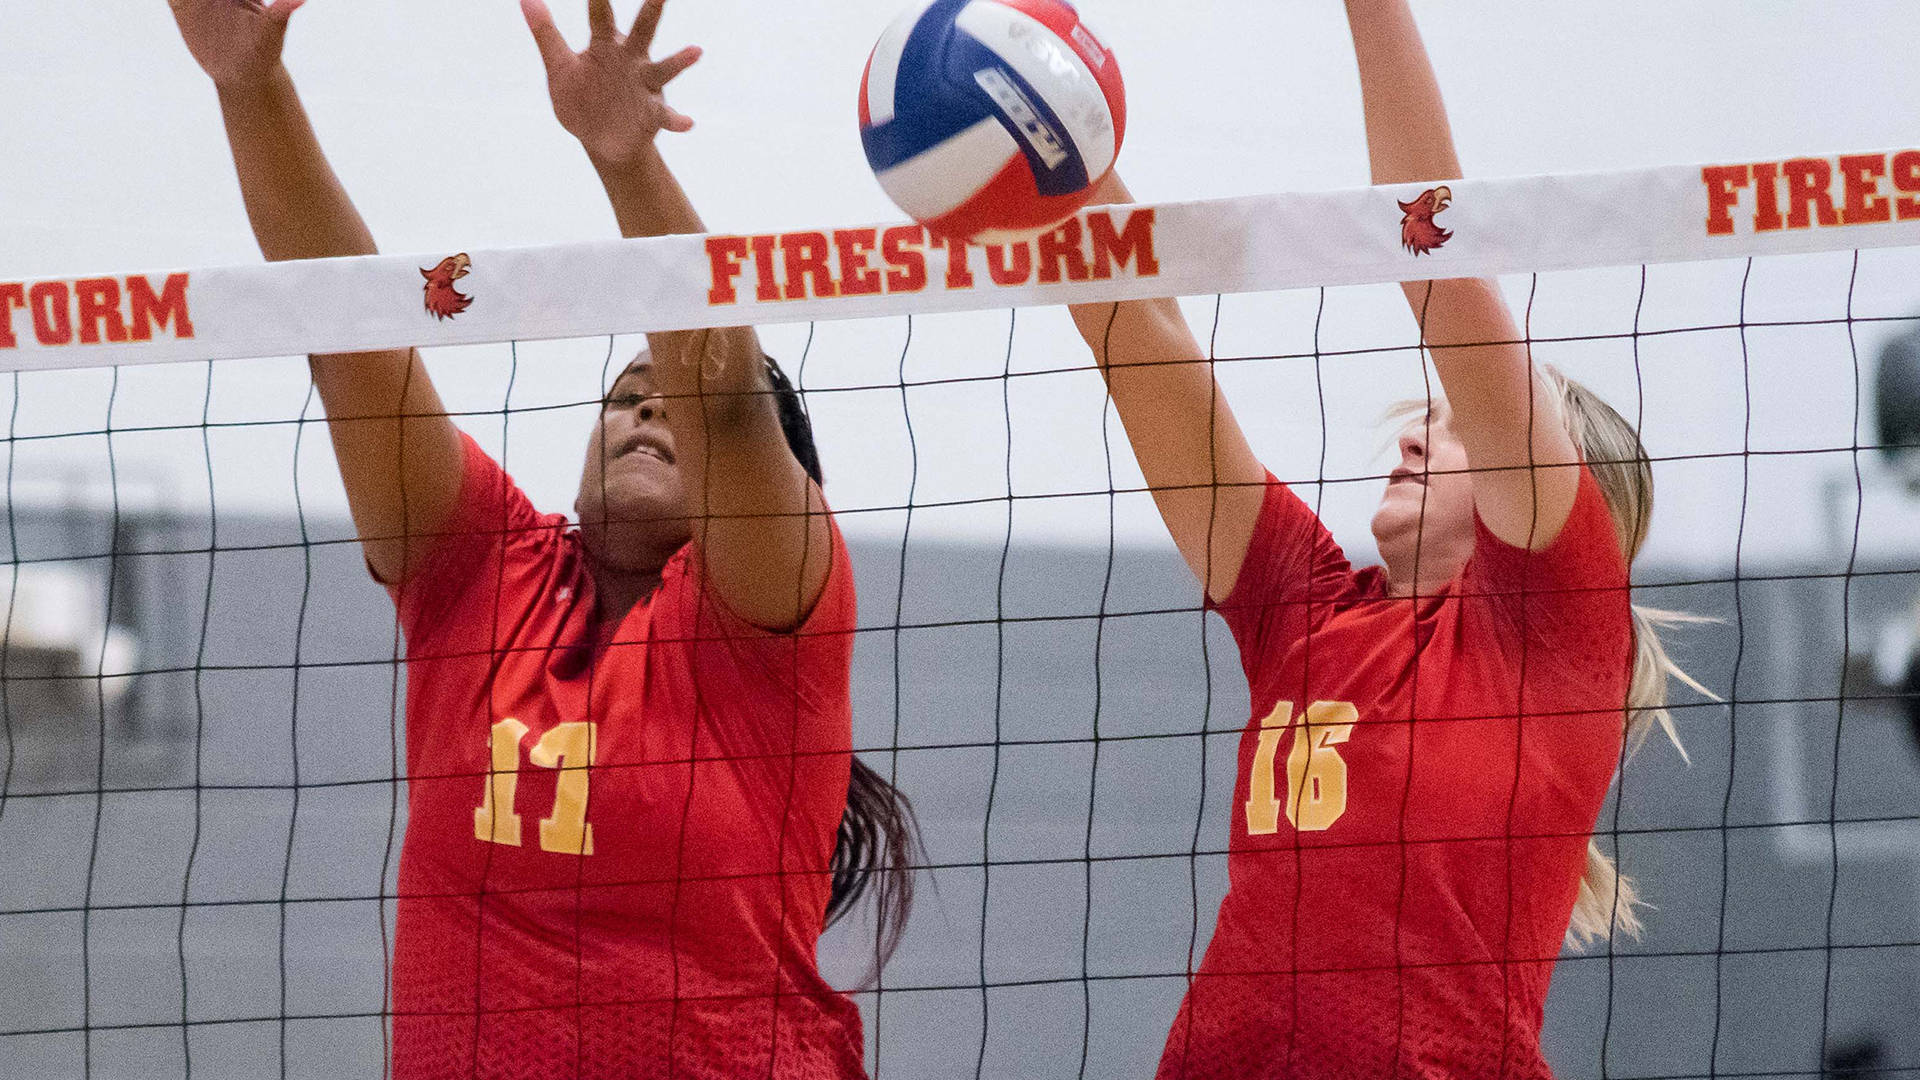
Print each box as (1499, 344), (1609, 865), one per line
(859, 0), (1126, 243)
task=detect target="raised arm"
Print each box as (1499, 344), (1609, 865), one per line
(1068, 174), (1266, 603)
(169, 0), (464, 584)
(523, 0), (831, 631)
(1345, 0), (1580, 549)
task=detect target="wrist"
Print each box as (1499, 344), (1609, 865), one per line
(587, 141), (664, 177)
(213, 63), (295, 106)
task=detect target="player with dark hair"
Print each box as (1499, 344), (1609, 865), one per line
(1068, 1), (1697, 1076)
(165, 0), (916, 1075)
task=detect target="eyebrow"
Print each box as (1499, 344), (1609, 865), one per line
(606, 365), (651, 395)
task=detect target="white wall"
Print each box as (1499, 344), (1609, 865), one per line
(2, 1), (1918, 567)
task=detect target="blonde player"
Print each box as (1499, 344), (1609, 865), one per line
(1070, 2), (1695, 1076)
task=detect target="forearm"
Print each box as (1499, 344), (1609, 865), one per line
(1069, 174), (1223, 460)
(216, 67), (378, 262)
(1347, 1), (1579, 540)
(592, 144), (704, 238)
(1069, 174), (1199, 370)
(1067, 174), (1264, 598)
(216, 68), (458, 579)
(1346, 0), (1517, 356)
(593, 146), (762, 417)
(591, 143), (824, 629)
(1345, 0), (1461, 188)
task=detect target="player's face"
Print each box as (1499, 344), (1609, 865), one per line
(1370, 403), (1477, 585)
(576, 358), (692, 573)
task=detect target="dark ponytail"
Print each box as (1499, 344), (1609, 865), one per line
(826, 758), (924, 978)
(763, 354), (924, 976)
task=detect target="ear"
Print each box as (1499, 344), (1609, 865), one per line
(420, 267), (433, 280)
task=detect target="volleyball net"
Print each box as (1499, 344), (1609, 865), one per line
(3, 149), (1920, 1079)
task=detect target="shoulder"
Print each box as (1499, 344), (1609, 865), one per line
(394, 437), (573, 643)
(656, 521), (858, 642)
(1459, 466), (1634, 680)
(1467, 465), (1628, 593)
(1212, 473), (1357, 613)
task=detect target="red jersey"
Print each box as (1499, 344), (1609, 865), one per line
(387, 435), (865, 1080)
(1158, 467), (1632, 1080)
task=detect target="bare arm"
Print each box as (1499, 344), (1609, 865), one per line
(1069, 173), (1266, 602)
(1346, 0), (1581, 549)
(171, 0), (463, 584)
(525, 0), (830, 631)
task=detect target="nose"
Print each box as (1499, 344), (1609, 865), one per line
(1398, 428), (1428, 470)
(637, 395), (666, 424)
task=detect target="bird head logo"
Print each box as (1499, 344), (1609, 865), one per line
(1397, 186), (1453, 257)
(422, 254), (474, 321)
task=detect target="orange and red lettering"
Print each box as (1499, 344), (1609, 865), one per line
(1839, 154), (1892, 225)
(1709, 154), (1920, 235)
(1783, 158), (1840, 229)
(781, 232), (839, 300)
(29, 282), (71, 346)
(705, 236), (751, 305)
(1893, 151), (1920, 221)
(1089, 209), (1160, 279)
(1752, 161), (1783, 232)
(1702, 164), (1751, 236)
(749, 234), (781, 302)
(0, 284), (24, 349)
(128, 274), (193, 342)
(939, 234), (975, 290)
(76, 278), (129, 345)
(1037, 219), (1091, 284)
(882, 226), (928, 293)
(833, 229), (883, 297)
(984, 243), (1032, 287)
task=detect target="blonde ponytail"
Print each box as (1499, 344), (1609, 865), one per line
(1546, 370), (1718, 948)
(1566, 603), (1717, 946)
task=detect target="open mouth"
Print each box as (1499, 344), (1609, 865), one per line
(617, 435), (674, 466)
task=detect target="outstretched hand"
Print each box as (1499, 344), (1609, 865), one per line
(523, 0), (702, 166)
(167, 0), (305, 91)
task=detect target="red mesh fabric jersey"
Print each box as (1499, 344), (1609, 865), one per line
(1157, 467), (1632, 1080)
(386, 435), (865, 1080)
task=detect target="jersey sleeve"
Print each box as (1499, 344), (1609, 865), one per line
(1207, 472), (1358, 678)
(388, 432), (560, 645)
(650, 513), (859, 755)
(1463, 464), (1632, 661)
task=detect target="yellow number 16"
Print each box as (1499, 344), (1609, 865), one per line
(1245, 700), (1356, 835)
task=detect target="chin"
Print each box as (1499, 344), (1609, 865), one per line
(592, 491), (686, 535)
(1370, 520), (1407, 560)
(1371, 497), (1415, 539)
(579, 471), (686, 537)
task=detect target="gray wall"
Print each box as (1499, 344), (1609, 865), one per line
(0, 507), (1915, 1079)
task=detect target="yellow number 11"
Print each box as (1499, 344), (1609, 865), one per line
(1245, 701), (1356, 835)
(473, 719), (598, 855)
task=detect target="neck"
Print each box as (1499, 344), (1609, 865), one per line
(590, 561), (664, 633)
(1379, 538), (1471, 599)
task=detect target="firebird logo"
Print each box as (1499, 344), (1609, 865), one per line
(1398, 186), (1453, 256)
(422, 254), (474, 320)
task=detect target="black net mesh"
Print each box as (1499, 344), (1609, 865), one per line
(2, 249), (1919, 1079)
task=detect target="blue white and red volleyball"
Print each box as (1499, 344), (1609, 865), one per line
(859, 0), (1126, 243)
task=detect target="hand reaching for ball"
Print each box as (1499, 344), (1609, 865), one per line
(522, 0), (704, 167)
